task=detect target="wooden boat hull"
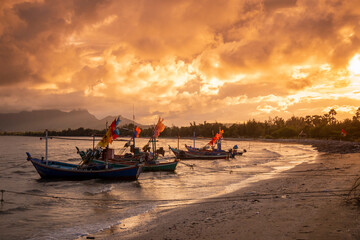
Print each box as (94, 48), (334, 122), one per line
(93, 159), (179, 172)
(169, 146), (233, 160)
(142, 161), (178, 172)
(27, 153), (142, 180)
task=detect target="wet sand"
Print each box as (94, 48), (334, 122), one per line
(86, 141), (360, 240)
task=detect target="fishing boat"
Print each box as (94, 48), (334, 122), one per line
(78, 117), (179, 172)
(26, 152), (142, 180)
(169, 146), (235, 160)
(26, 119), (143, 180)
(184, 144), (244, 156)
(89, 140), (179, 172)
(169, 129), (246, 160)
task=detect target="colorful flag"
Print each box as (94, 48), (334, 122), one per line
(113, 128), (120, 140)
(109, 118), (117, 131)
(209, 130), (223, 146)
(133, 126), (141, 138)
(209, 133), (220, 146)
(97, 117), (121, 148)
(110, 118), (121, 140)
(341, 129), (347, 136)
(116, 117), (121, 125)
(219, 130), (224, 139)
(153, 118), (165, 138)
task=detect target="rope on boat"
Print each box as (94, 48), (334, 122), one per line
(0, 188), (351, 205)
(179, 161), (195, 169)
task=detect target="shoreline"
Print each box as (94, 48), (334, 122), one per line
(80, 141), (360, 240)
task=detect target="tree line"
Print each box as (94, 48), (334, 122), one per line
(2, 108), (360, 141)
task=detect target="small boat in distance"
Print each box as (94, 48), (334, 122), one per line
(169, 130), (246, 160)
(169, 146), (239, 160)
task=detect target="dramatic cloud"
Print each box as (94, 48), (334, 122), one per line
(1, 0), (360, 125)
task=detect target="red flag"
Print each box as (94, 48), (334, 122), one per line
(110, 118), (117, 131)
(153, 118), (165, 138)
(341, 129), (347, 136)
(134, 126), (141, 138)
(209, 133), (220, 145)
(97, 117), (120, 147)
(219, 130), (224, 138)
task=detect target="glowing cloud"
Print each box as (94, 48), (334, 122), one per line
(0, 0), (360, 125)
(348, 54), (360, 76)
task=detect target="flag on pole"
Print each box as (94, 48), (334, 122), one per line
(153, 117), (165, 138)
(219, 130), (224, 139)
(209, 133), (220, 146)
(133, 126), (141, 138)
(341, 129), (347, 136)
(97, 117), (121, 147)
(209, 130), (224, 146)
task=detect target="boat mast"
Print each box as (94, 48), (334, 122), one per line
(218, 127), (222, 151)
(133, 104), (135, 147)
(152, 135), (157, 160)
(193, 131), (195, 148)
(177, 131), (180, 150)
(105, 121), (108, 169)
(45, 129), (48, 165)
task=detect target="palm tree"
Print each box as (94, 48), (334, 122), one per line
(328, 109), (337, 125)
(354, 107), (360, 121)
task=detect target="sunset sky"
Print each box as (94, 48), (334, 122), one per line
(1, 0), (360, 126)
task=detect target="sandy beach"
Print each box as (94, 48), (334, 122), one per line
(84, 141), (360, 240)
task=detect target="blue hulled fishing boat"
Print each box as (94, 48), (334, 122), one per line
(27, 118), (142, 180)
(26, 152), (142, 180)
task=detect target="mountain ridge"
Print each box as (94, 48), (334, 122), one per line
(0, 109), (147, 132)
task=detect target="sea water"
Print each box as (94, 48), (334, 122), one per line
(0, 136), (317, 239)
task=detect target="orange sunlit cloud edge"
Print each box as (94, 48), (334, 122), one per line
(0, 0), (360, 126)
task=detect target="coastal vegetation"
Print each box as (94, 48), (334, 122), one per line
(2, 108), (360, 141)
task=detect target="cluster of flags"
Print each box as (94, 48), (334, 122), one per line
(209, 130), (224, 146)
(97, 115), (168, 148)
(153, 117), (165, 138)
(97, 117), (121, 148)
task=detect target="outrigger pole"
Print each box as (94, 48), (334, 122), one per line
(45, 129), (48, 165)
(133, 104), (135, 148)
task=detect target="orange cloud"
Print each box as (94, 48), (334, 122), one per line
(0, 0), (360, 125)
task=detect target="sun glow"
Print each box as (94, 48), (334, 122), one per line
(348, 54), (360, 76)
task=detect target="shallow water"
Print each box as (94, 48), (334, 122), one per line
(0, 136), (318, 240)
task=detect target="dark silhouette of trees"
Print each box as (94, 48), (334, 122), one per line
(3, 107), (360, 141)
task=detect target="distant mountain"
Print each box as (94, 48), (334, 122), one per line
(0, 109), (147, 132)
